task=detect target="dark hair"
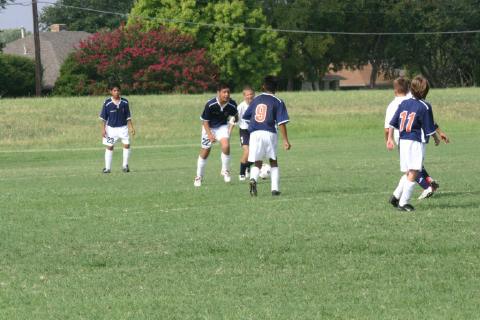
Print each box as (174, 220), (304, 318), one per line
(393, 77), (410, 94)
(410, 75), (430, 99)
(217, 82), (230, 91)
(263, 75), (278, 93)
(108, 83), (121, 90)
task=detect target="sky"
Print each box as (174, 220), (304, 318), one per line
(0, 1), (55, 31)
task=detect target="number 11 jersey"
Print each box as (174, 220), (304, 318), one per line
(243, 93), (290, 134)
(389, 98), (436, 143)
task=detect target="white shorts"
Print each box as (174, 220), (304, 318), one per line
(103, 125), (130, 146)
(248, 130), (278, 162)
(201, 125), (230, 149)
(399, 140), (425, 172)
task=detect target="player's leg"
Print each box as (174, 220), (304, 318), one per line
(195, 129), (212, 186)
(120, 126), (131, 173)
(247, 131), (263, 196)
(102, 125), (116, 173)
(398, 140), (423, 211)
(399, 169), (418, 211)
(104, 145), (114, 173)
(390, 174), (406, 207)
(269, 158), (280, 196)
(219, 137), (231, 182)
(239, 145), (250, 180)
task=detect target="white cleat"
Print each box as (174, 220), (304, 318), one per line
(222, 170), (231, 183)
(418, 186), (434, 200)
(239, 175), (246, 181)
(194, 176), (202, 187)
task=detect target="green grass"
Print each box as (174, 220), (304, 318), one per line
(0, 89), (479, 319)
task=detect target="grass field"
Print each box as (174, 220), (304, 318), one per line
(1, 89), (479, 319)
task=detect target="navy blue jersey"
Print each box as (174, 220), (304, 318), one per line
(99, 98), (131, 127)
(243, 93), (289, 134)
(389, 98), (436, 143)
(200, 97), (238, 128)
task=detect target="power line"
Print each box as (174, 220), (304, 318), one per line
(5, 1), (480, 36)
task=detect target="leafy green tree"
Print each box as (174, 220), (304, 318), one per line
(129, 0), (285, 89)
(39, 0), (134, 33)
(0, 28), (31, 46)
(0, 54), (35, 97)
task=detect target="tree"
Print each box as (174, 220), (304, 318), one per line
(39, 0), (135, 33)
(0, 54), (35, 97)
(0, 28), (31, 46)
(129, 0), (285, 89)
(54, 24), (218, 95)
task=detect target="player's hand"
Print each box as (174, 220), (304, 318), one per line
(386, 139), (395, 150)
(439, 132), (450, 143)
(284, 141), (291, 150)
(434, 136), (441, 146)
(208, 134), (216, 143)
(130, 128), (136, 136)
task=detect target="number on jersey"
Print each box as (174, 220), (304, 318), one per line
(254, 104), (267, 123)
(399, 111), (416, 132)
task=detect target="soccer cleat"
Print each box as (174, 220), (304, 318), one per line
(397, 204), (415, 212)
(249, 179), (257, 197)
(102, 168), (111, 174)
(194, 176), (202, 187)
(430, 180), (439, 192)
(122, 165), (130, 173)
(239, 175), (246, 181)
(389, 195), (399, 207)
(271, 190), (281, 196)
(222, 170), (231, 183)
(418, 186), (434, 200)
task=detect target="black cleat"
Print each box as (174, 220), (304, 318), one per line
(430, 180), (439, 191)
(122, 165), (130, 173)
(102, 168), (111, 174)
(398, 204), (415, 212)
(271, 190), (281, 196)
(389, 195), (399, 207)
(249, 179), (257, 197)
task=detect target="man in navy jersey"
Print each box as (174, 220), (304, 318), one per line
(387, 75), (439, 211)
(99, 84), (135, 173)
(194, 83), (238, 187)
(243, 76), (291, 196)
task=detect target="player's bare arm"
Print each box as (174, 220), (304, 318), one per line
(203, 121), (216, 142)
(101, 120), (107, 137)
(279, 123), (291, 150)
(384, 128), (389, 143)
(128, 119), (136, 136)
(386, 128), (395, 150)
(436, 127), (450, 143)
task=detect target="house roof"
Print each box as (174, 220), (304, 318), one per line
(3, 31), (91, 89)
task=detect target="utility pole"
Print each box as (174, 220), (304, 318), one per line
(32, 0), (42, 96)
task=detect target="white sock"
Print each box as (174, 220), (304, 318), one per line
(393, 174), (407, 199)
(221, 153), (230, 172)
(122, 148), (130, 168)
(250, 166), (260, 182)
(270, 166), (279, 191)
(197, 156), (207, 177)
(105, 149), (113, 170)
(399, 180), (416, 207)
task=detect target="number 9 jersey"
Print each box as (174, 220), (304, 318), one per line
(242, 93), (290, 133)
(389, 98), (436, 143)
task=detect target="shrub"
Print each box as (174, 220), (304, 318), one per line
(0, 54), (35, 97)
(55, 24), (218, 95)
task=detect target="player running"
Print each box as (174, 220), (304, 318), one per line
(243, 76), (291, 196)
(194, 83), (238, 187)
(99, 83), (135, 173)
(387, 75), (439, 211)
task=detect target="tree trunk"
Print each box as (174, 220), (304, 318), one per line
(369, 61), (379, 89)
(287, 77), (294, 91)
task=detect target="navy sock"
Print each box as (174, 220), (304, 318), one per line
(240, 162), (248, 175)
(416, 170), (430, 190)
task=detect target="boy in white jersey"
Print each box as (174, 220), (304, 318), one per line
(233, 86), (255, 181)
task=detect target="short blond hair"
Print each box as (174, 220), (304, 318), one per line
(393, 77), (410, 95)
(410, 75), (430, 99)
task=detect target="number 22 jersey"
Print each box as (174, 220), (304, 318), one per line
(389, 98), (436, 143)
(243, 93), (289, 134)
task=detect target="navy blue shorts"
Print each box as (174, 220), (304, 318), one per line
(239, 129), (250, 146)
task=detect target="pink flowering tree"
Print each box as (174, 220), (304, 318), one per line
(55, 24), (218, 95)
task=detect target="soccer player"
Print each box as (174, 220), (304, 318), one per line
(243, 76), (291, 196)
(385, 77), (440, 199)
(194, 83), (238, 187)
(99, 84), (135, 173)
(387, 75), (439, 211)
(234, 85), (255, 181)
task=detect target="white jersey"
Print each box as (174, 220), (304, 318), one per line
(385, 95), (409, 145)
(236, 100), (250, 130)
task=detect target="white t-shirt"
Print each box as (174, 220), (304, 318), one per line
(236, 100), (250, 130)
(385, 95), (409, 145)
